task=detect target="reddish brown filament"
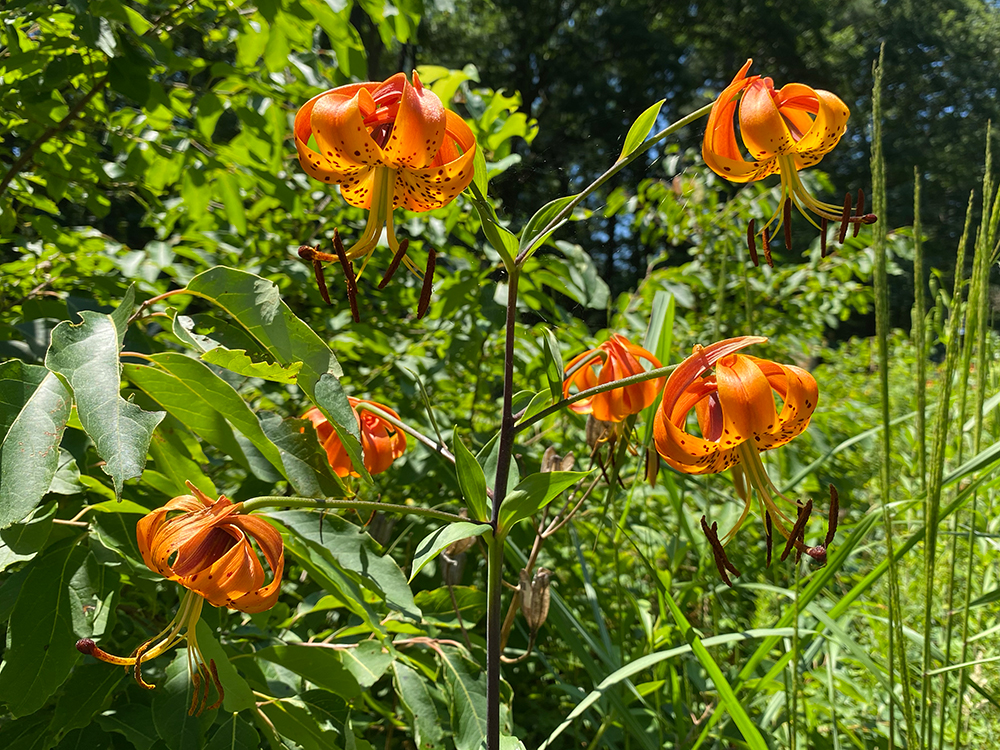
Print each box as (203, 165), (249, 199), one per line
(417, 248), (437, 319)
(333, 230), (360, 323)
(379, 238), (410, 289)
(746, 219), (759, 267)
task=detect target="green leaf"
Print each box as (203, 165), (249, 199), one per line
(216, 172), (247, 234)
(439, 646), (488, 750)
(314, 373), (371, 484)
(618, 99), (665, 161)
(45, 300), (164, 499)
(393, 662), (446, 749)
(185, 267), (342, 397)
(201, 347), (303, 383)
(108, 56), (150, 105)
(259, 697), (341, 750)
(340, 641), (393, 689)
(205, 714), (259, 750)
(0, 541), (88, 717)
(454, 434), (489, 521)
(196, 92), (225, 141)
(498, 471), (589, 533)
(540, 328), (564, 401)
(258, 413), (346, 498)
(256, 644), (362, 698)
(151, 651), (214, 750)
(95, 702), (158, 750)
(414, 586), (487, 628)
(478, 431), (519, 495)
(47, 664), (123, 745)
(471, 142), (489, 195)
(518, 194), (578, 255)
(269, 510), (420, 620)
(410, 522), (490, 582)
(0, 360), (72, 527)
(195, 619), (255, 712)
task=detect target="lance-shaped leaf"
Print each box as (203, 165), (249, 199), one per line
(498, 470), (590, 533)
(0, 360), (72, 528)
(45, 291), (164, 499)
(440, 646), (488, 750)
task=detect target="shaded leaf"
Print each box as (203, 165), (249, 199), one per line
(201, 347), (303, 383)
(410, 522), (490, 582)
(453, 434), (489, 521)
(256, 644), (361, 698)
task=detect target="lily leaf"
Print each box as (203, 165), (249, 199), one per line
(410, 522), (491, 582)
(498, 471), (589, 534)
(618, 98), (665, 161)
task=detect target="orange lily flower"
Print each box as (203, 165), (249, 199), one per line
(653, 336), (835, 584)
(703, 59), (875, 260)
(303, 397), (407, 477)
(294, 71), (477, 317)
(563, 335), (665, 423)
(77, 484), (284, 714)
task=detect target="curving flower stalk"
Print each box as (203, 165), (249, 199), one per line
(653, 336), (836, 584)
(77, 484), (284, 714)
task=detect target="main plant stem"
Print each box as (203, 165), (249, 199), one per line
(486, 267), (520, 749)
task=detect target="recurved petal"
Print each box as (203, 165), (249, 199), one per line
(703, 60), (773, 182)
(380, 72), (447, 169)
(739, 78), (795, 160)
(714, 354), (778, 443)
(295, 88), (373, 186)
(392, 111), (476, 211)
(788, 88), (850, 170)
(652, 405), (740, 474)
(749, 357), (818, 450)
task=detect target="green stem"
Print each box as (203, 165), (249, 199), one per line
(240, 496), (474, 525)
(515, 362), (676, 434)
(515, 102), (715, 265)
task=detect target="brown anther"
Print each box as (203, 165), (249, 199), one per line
(746, 219), (759, 267)
(838, 192), (852, 243)
(853, 189), (866, 237)
(701, 516), (741, 587)
(313, 255), (331, 305)
(332, 230), (360, 323)
(417, 247), (436, 319)
(761, 227), (773, 267)
(825, 484), (840, 547)
(204, 660), (225, 714)
(820, 218), (828, 257)
(781, 499), (813, 562)
(783, 197), (793, 250)
(379, 238), (410, 289)
(764, 511), (773, 568)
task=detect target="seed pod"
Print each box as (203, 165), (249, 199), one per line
(521, 568), (553, 632)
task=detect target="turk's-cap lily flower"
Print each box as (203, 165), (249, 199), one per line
(563, 334), (665, 424)
(76, 484), (284, 714)
(652, 337), (837, 584)
(294, 71), (477, 319)
(303, 397), (407, 478)
(703, 59), (876, 262)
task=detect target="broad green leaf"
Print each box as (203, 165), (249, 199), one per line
(216, 171), (247, 234)
(205, 714), (259, 750)
(68, 550), (120, 640)
(256, 644), (362, 698)
(0, 360), (72, 527)
(201, 347), (303, 383)
(0, 541), (88, 717)
(1, 502), (57, 559)
(143, 352), (285, 481)
(314, 373), (371, 484)
(47, 664), (123, 745)
(471, 141), (489, 194)
(440, 646), (488, 750)
(0, 712), (53, 750)
(259, 697), (341, 750)
(145, 415), (217, 498)
(410, 522), (490, 582)
(414, 586), (488, 628)
(498, 471), (589, 533)
(453, 434), (489, 521)
(269, 510), (420, 620)
(151, 650), (214, 750)
(95, 702), (158, 750)
(339, 641), (393, 689)
(185, 267), (342, 396)
(618, 99), (665, 161)
(518, 194), (578, 255)
(195, 620), (255, 712)
(258, 413), (346, 498)
(45, 297), (164, 499)
(393, 662), (446, 750)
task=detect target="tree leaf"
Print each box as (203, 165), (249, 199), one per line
(0, 540), (88, 717)
(440, 646), (488, 750)
(269, 510), (420, 620)
(185, 266), (342, 397)
(498, 471), (589, 533)
(201, 347), (303, 383)
(45, 301), (164, 499)
(205, 714), (259, 750)
(151, 650), (214, 750)
(618, 99), (665, 161)
(216, 171), (247, 235)
(256, 644), (362, 698)
(410, 522), (490, 582)
(258, 413), (347, 498)
(393, 662), (446, 750)
(258, 697), (341, 750)
(413, 586), (487, 628)
(47, 664), (123, 745)
(0, 360), (72, 527)
(453, 433), (489, 521)
(339, 641), (393, 689)
(195, 619), (256, 712)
